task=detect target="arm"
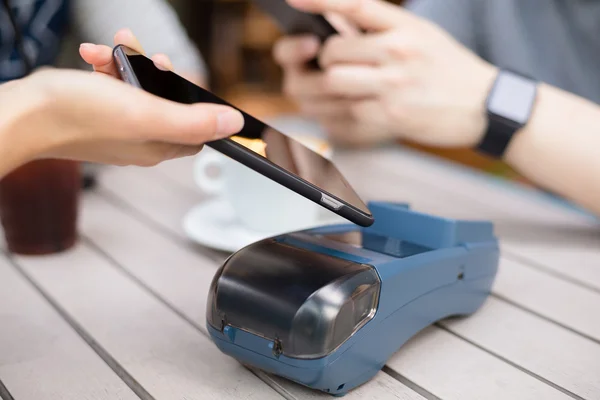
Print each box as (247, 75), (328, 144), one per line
(0, 80), (48, 176)
(69, 0), (208, 86)
(0, 31), (244, 179)
(505, 84), (600, 215)
(282, 0), (600, 216)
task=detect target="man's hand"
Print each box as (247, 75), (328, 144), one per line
(277, 0), (498, 148)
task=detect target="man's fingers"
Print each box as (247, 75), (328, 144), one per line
(320, 33), (393, 67)
(298, 99), (351, 119)
(273, 35), (321, 67)
(282, 69), (331, 99)
(287, 0), (411, 31)
(323, 65), (389, 97)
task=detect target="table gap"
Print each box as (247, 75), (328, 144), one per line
(2, 251), (154, 400)
(435, 324), (585, 400)
(381, 367), (443, 400)
(490, 293), (600, 346)
(93, 189), (225, 264)
(151, 165), (203, 198)
(0, 378), (15, 400)
(501, 252), (600, 296)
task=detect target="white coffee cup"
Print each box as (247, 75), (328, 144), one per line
(193, 147), (336, 233)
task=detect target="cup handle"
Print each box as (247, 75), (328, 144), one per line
(193, 151), (225, 195)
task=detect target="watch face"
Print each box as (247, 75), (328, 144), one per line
(487, 70), (537, 125)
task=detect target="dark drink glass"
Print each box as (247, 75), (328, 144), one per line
(0, 159), (81, 255)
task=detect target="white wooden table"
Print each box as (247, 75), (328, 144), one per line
(1, 145), (599, 400)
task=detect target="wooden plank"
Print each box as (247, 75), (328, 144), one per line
(80, 192), (424, 400)
(153, 157), (203, 194)
(81, 193), (219, 323)
(0, 256), (138, 400)
(94, 165), (581, 400)
(493, 258), (600, 343)
(387, 327), (572, 400)
(12, 245), (284, 400)
(95, 165), (199, 239)
(442, 297), (600, 400)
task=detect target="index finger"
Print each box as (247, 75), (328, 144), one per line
(79, 28), (147, 77)
(273, 35), (321, 68)
(287, 0), (411, 31)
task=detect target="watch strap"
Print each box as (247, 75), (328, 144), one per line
(477, 114), (521, 157)
(476, 69), (538, 158)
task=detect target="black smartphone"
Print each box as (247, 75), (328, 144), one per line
(113, 45), (374, 227)
(251, 0), (338, 69)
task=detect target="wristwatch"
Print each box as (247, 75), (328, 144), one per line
(476, 69), (538, 158)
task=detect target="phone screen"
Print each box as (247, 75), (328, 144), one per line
(116, 47), (372, 220)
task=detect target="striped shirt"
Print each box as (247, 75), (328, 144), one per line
(0, 0), (206, 83)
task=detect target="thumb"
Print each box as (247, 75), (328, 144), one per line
(287, 0), (413, 31)
(136, 98), (245, 145)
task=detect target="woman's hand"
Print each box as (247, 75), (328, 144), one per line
(0, 29), (244, 176)
(278, 0), (497, 147)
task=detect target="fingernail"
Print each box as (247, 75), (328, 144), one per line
(216, 109), (245, 138)
(79, 43), (95, 50)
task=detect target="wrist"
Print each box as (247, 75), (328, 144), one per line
(464, 62), (499, 147)
(475, 68), (538, 159)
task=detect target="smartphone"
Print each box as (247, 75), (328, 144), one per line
(252, 0), (337, 41)
(113, 45), (374, 227)
(251, 0), (338, 69)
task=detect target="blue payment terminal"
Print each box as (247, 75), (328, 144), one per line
(207, 201), (499, 395)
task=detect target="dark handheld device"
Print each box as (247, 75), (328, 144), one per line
(113, 45), (373, 227)
(251, 0), (338, 69)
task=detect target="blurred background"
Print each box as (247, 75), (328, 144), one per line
(141, 0), (523, 183)
(166, 0), (524, 183)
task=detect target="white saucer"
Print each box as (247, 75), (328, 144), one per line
(182, 198), (344, 252)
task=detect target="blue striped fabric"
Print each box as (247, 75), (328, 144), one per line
(0, 0), (69, 82)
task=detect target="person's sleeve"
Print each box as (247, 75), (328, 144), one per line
(69, 0), (207, 78)
(404, 0), (479, 51)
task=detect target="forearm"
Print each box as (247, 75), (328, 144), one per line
(0, 82), (40, 177)
(0, 78), (60, 178)
(505, 83), (600, 214)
